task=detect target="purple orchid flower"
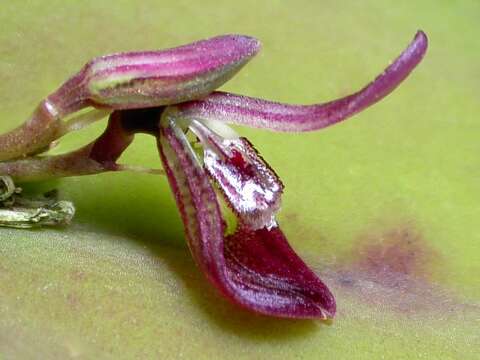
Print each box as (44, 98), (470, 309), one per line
(0, 32), (428, 318)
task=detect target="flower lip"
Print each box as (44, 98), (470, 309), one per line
(157, 113), (335, 319)
(224, 226), (336, 318)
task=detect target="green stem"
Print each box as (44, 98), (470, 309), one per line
(0, 100), (62, 161)
(0, 146), (112, 183)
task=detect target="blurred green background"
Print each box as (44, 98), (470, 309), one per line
(0, 1), (478, 358)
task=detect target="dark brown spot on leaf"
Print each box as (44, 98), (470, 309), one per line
(352, 226), (439, 286)
(69, 270), (87, 282)
(323, 222), (478, 317)
(66, 292), (81, 311)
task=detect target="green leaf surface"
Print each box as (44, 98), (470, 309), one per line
(0, 1), (478, 358)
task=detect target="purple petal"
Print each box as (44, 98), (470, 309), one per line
(86, 35), (260, 110)
(225, 225), (335, 318)
(157, 115), (335, 318)
(189, 119), (283, 230)
(47, 34), (260, 116)
(177, 31), (428, 132)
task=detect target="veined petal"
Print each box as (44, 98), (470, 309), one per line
(44, 34), (260, 117)
(225, 225), (335, 318)
(157, 112), (335, 319)
(188, 119), (283, 230)
(176, 31), (428, 132)
(49, 34), (260, 113)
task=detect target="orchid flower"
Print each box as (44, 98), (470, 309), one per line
(0, 32), (428, 318)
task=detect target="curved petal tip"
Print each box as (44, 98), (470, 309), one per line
(415, 30), (428, 49)
(412, 30), (428, 64)
(219, 34), (262, 57)
(177, 30), (429, 133)
(224, 226), (336, 319)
